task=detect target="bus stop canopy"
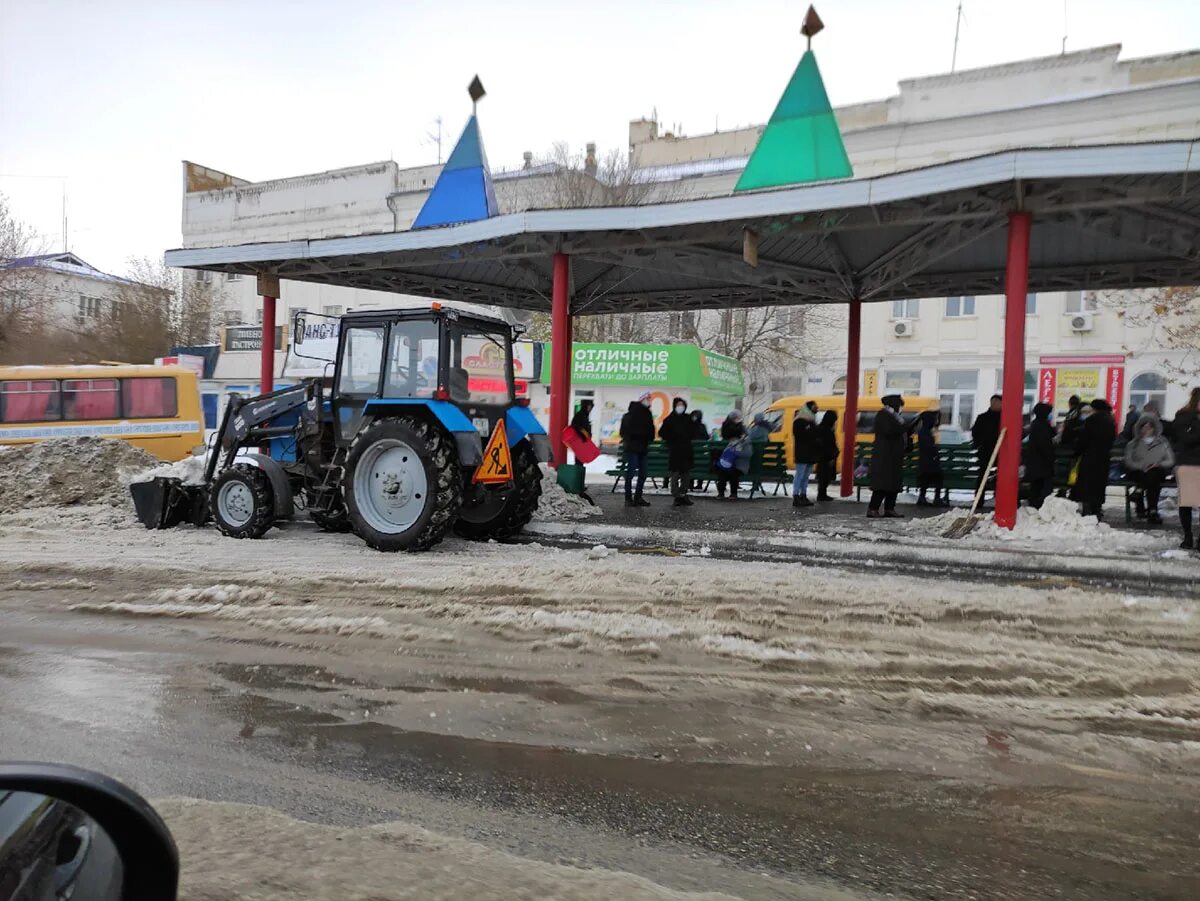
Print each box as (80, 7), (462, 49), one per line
(165, 141), (1200, 314)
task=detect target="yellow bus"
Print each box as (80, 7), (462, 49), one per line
(0, 364), (204, 462)
(765, 394), (942, 468)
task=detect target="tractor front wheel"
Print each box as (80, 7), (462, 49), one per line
(453, 442), (542, 541)
(342, 417), (462, 552)
(210, 464), (275, 539)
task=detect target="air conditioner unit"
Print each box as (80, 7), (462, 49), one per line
(1069, 312), (1094, 333)
(893, 319), (916, 338)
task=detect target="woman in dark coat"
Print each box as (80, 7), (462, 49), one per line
(689, 410), (708, 489)
(916, 411), (946, 507)
(815, 410), (839, 502)
(567, 398), (596, 502)
(1023, 402), (1056, 509)
(868, 395), (911, 518)
(1071, 398), (1116, 518)
(658, 396), (695, 507)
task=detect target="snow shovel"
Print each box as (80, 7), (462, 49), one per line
(943, 428), (1006, 539)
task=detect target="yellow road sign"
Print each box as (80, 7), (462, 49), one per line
(474, 419), (513, 484)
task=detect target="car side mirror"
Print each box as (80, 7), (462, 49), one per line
(0, 762), (178, 901)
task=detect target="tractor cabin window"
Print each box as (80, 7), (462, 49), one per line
(338, 326), (386, 395)
(450, 325), (513, 405)
(384, 319), (440, 398)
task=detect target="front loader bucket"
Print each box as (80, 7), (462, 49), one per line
(130, 477), (208, 529)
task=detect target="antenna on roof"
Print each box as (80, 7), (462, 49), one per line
(951, 1), (964, 72)
(425, 117), (444, 165)
(1061, 0), (1068, 55)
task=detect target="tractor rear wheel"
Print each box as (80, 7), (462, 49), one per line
(453, 442), (542, 541)
(342, 416), (461, 552)
(210, 464), (275, 539)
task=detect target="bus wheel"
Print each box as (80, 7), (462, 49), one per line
(210, 464), (275, 539)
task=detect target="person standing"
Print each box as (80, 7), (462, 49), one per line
(1120, 403), (1140, 443)
(619, 391), (656, 507)
(1024, 402), (1056, 510)
(569, 398), (596, 504)
(970, 394), (1002, 509)
(1056, 395), (1084, 498)
(1072, 398), (1116, 519)
(1170, 387), (1200, 550)
(916, 411), (946, 507)
(659, 397), (695, 507)
(815, 410), (839, 502)
(1123, 412), (1174, 524)
(715, 410), (748, 499)
(867, 395), (913, 518)
(689, 409), (708, 490)
(791, 405), (819, 508)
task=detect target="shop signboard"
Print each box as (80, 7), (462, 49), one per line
(542, 343), (745, 395)
(224, 325), (285, 353)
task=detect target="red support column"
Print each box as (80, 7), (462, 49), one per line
(548, 253), (572, 467)
(260, 294), (276, 394)
(840, 297), (862, 497)
(995, 211), (1032, 529)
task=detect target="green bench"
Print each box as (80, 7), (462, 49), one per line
(606, 440), (790, 500)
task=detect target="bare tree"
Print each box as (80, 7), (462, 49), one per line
(1100, 286), (1200, 380)
(0, 194), (55, 364)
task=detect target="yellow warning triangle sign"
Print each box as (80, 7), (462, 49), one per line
(474, 419), (513, 484)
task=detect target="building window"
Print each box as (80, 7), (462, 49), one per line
(322, 305), (344, 316)
(1129, 372), (1168, 414)
(937, 369), (978, 431)
(668, 312), (682, 339)
(223, 310), (241, 326)
(891, 299), (919, 319)
(76, 294), (103, 324)
(225, 272), (242, 282)
(254, 308), (264, 325)
(995, 369), (1038, 415)
(1063, 291), (1097, 314)
(944, 295), (975, 318)
(885, 370), (922, 395)
(1026, 292), (1037, 315)
(195, 270), (213, 285)
(831, 375), (848, 396)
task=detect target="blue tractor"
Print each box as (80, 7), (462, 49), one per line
(137, 306), (550, 552)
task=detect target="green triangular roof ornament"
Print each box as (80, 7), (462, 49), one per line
(734, 6), (853, 192)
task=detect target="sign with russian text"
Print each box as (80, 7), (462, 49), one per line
(1038, 368), (1056, 404)
(1105, 366), (1125, 412)
(224, 325), (285, 353)
(541, 343), (744, 395)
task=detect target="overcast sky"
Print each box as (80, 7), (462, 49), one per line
(2, 0), (1198, 274)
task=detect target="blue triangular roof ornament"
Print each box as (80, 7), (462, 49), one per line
(413, 76), (499, 229)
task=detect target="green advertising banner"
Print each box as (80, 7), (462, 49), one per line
(542, 343), (745, 395)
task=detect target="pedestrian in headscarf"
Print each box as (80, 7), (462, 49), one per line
(1023, 402), (1056, 510)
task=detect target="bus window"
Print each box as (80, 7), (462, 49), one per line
(122, 378), (178, 418)
(1, 380), (61, 422)
(856, 411), (875, 435)
(63, 378), (119, 420)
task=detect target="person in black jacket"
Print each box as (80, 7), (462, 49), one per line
(715, 410), (747, 499)
(1171, 387), (1200, 550)
(1071, 397), (1116, 518)
(659, 396), (695, 507)
(567, 398), (596, 503)
(1023, 402), (1056, 509)
(970, 395), (1002, 509)
(619, 392), (656, 507)
(815, 410), (839, 502)
(916, 411), (947, 507)
(867, 395), (916, 518)
(1056, 395), (1083, 498)
(689, 410), (708, 490)
(791, 405), (819, 507)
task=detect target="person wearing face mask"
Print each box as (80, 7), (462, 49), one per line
(619, 391), (656, 507)
(659, 397), (696, 507)
(1071, 398), (1115, 518)
(1123, 411), (1175, 524)
(867, 395), (916, 518)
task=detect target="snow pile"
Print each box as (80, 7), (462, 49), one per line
(905, 496), (1163, 550)
(129, 452), (208, 486)
(0, 437), (159, 517)
(531, 464), (603, 522)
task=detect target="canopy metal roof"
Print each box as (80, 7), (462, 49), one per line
(165, 142), (1200, 315)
